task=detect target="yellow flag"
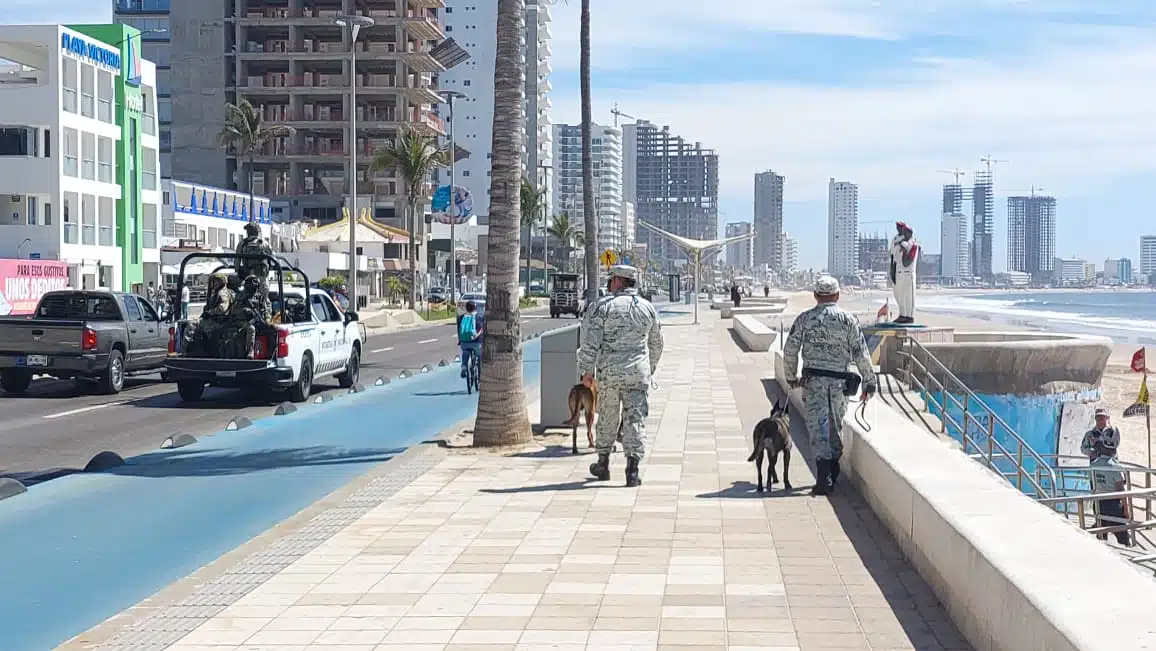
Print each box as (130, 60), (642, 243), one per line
(1124, 375), (1149, 418)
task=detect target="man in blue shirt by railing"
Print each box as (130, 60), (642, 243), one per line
(459, 300), (483, 378)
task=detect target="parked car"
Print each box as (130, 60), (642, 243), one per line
(426, 287), (448, 304)
(0, 290), (169, 394)
(455, 293), (487, 321)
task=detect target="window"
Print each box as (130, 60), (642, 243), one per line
(142, 42), (170, 67)
(97, 70), (114, 123)
(98, 196), (115, 246)
(0, 127), (34, 156)
(158, 97), (171, 122)
(62, 59), (78, 113)
(98, 136), (114, 183)
(463, 80), (471, 87)
(63, 128), (79, 177)
(159, 131), (171, 151)
(81, 132), (96, 180)
(44, 202), (52, 226)
(81, 194), (96, 245)
(122, 296), (144, 320)
(462, 170), (470, 176)
(142, 87), (156, 135)
(142, 147), (157, 190)
(80, 63), (95, 119)
(63, 192), (77, 243)
(155, 69), (170, 96)
(137, 298), (159, 321)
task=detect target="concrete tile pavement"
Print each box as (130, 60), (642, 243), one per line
(85, 313), (971, 651)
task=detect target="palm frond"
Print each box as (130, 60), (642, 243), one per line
(369, 125), (450, 198)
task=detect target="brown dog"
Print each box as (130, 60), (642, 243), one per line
(565, 380), (598, 454)
(748, 400), (793, 492)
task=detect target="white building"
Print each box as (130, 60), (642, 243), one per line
(725, 221), (753, 270)
(438, 0), (553, 221)
(0, 24), (161, 293)
(622, 200), (636, 250)
(1140, 236), (1156, 280)
(159, 179), (275, 284)
(940, 212), (970, 281)
(827, 178), (858, 276)
(781, 232), (798, 273)
(551, 122), (623, 252)
(1055, 257), (1089, 285)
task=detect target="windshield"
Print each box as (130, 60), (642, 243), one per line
(553, 279), (578, 290)
(37, 293), (121, 320)
(463, 294), (486, 303)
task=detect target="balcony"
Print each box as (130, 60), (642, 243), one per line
(402, 43), (445, 73)
(239, 74), (410, 96)
(402, 11), (444, 41)
(408, 0), (447, 8)
(409, 108), (445, 136)
(398, 73), (441, 105)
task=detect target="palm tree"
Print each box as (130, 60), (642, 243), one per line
(369, 125), (449, 309)
(579, 0), (598, 304)
(473, 0), (532, 448)
(217, 98), (295, 223)
(520, 177), (546, 294)
(547, 212), (580, 273)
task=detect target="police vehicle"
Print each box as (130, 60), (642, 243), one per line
(164, 253), (363, 404)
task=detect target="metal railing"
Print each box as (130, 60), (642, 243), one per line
(1036, 457), (1156, 557)
(895, 336), (1058, 499)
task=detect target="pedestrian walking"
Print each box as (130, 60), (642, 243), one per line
(1089, 439), (1132, 546)
(730, 283), (741, 308)
(180, 282), (190, 321)
(578, 265), (664, 487)
(782, 275), (877, 496)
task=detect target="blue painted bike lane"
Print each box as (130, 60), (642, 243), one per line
(0, 339), (542, 651)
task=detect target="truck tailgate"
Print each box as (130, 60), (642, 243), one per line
(0, 319), (86, 355)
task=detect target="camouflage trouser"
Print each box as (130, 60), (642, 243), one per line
(596, 384), (649, 459)
(802, 376), (847, 461)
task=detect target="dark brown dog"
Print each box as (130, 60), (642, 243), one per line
(748, 400), (793, 492)
(565, 380), (598, 454)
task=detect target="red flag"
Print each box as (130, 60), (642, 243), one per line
(876, 301), (889, 322)
(1131, 348), (1147, 373)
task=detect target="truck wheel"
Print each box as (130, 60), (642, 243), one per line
(0, 370), (32, 394)
(337, 346), (360, 388)
(177, 380), (205, 402)
(98, 350), (125, 395)
(288, 354), (314, 403)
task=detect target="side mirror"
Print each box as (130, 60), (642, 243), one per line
(344, 311), (359, 323)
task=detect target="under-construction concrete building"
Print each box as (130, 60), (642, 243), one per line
(942, 183), (963, 215)
(971, 168), (994, 281)
(623, 120), (718, 269)
(154, 0), (447, 226)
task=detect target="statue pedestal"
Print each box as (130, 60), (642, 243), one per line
(862, 324), (955, 375)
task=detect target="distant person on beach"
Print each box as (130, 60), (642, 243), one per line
(1081, 408), (1120, 460)
(764, 284), (770, 297)
(1089, 440), (1131, 546)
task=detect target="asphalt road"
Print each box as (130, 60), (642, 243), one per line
(0, 312), (575, 482)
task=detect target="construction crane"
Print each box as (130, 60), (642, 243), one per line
(980, 155), (1008, 176)
(936, 168), (967, 185)
(1004, 186), (1047, 197)
(610, 103), (635, 128)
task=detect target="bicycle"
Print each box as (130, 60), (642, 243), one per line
(464, 346), (480, 394)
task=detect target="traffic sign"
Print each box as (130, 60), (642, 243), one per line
(600, 249), (617, 268)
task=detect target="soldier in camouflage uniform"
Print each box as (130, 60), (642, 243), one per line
(782, 275), (877, 496)
(232, 275), (274, 358)
(188, 273), (235, 356)
(578, 265), (664, 488)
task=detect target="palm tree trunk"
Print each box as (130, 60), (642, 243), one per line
(579, 0), (598, 304)
(407, 196), (418, 310)
(474, 0), (531, 448)
(524, 221), (531, 297)
(247, 155), (256, 224)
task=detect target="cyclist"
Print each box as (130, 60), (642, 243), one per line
(459, 300), (483, 378)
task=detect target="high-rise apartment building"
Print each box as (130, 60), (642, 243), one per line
(971, 168), (994, 281)
(942, 183), (964, 215)
(153, 0), (449, 227)
(551, 123), (622, 251)
(621, 201), (635, 250)
(1104, 258), (1133, 285)
(940, 212), (970, 281)
(439, 0), (552, 220)
(725, 221), (753, 270)
(753, 170), (784, 268)
(113, 0), (172, 176)
(781, 232), (798, 273)
(622, 120), (718, 268)
(1007, 194), (1056, 280)
(827, 178), (858, 276)
(1141, 236), (1156, 281)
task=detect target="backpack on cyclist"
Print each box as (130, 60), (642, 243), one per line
(458, 313), (477, 343)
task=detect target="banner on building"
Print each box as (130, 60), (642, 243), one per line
(0, 259), (70, 316)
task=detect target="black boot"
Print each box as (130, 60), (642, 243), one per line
(625, 456), (641, 487)
(589, 453), (610, 481)
(811, 460), (832, 496)
(830, 457), (842, 489)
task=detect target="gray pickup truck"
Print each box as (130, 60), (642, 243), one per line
(0, 290), (170, 395)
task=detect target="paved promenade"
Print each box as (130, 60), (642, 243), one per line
(78, 311), (970, 651)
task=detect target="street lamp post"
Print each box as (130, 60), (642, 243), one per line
(439, 90), (466, 305)
(335, 14), (375, 313)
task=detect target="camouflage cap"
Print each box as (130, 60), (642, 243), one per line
(813, 275), (840, 296)
(609, 265), (639, 281)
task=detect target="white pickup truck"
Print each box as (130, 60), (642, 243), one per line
(165, 285), (364, 403)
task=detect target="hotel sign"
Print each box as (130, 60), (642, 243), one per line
(61, 33), (121, 75)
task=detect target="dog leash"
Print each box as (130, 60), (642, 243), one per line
(852, 398), (872, 432)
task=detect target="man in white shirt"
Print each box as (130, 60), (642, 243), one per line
(180, 283), (190, 321)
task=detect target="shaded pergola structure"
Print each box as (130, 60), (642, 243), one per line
(639, 221), (757, 324)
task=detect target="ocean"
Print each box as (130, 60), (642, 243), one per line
(921, 290), (1156, 344)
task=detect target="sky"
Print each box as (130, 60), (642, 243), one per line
(7, 0), (1156, 269)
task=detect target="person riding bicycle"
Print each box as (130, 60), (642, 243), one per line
(459, 300), (483, 378)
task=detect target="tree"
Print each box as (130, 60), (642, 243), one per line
(472, 0), (532, 448)
(547, 212), (581, 273)
(520, 177), (546, 293)
(369, 125), (449, 309)
(579, 0), (598, 304)
(217, 98), (295, 223)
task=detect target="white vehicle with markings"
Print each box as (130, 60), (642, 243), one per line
(164, 254), (364, 403)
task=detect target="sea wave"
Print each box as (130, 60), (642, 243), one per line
(921, 295), (1156, 342)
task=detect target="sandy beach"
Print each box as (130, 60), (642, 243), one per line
(772, 289), (1154, 468)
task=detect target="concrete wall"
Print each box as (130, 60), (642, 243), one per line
(168, 1), (228, 189)
(773, 343), (1156, 651)
(922, 332), (1112, 394)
